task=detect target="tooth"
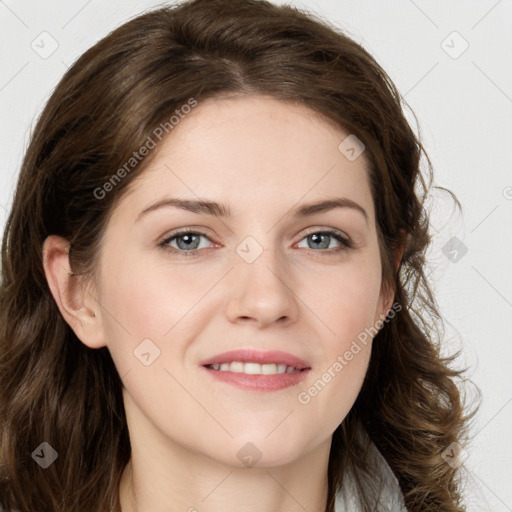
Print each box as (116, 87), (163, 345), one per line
(230, 362), (244, 373)
(208, 362), (300, 374)
(244, 362), (262, 374)
(261, 363), (277, 374)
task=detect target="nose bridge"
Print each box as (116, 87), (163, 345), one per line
(236, 229), (288, 279)
(226, 233), (297, 325)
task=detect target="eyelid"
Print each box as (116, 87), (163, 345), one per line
(158, 226), (217, 245)
(300, 226), (351, 243)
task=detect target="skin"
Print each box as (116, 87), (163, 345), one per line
(43, 95), (397, 512)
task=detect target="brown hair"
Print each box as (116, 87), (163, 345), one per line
(0, 0), (479, 510)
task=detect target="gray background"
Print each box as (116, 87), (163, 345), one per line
(1, 0), (511, 509)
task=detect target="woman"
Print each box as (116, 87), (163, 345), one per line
(0, 0), (478, 510)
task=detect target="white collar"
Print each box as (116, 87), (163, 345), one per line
(333, 440), (408, 511)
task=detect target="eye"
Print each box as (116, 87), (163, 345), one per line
(296, 229), (352, 254)
(158, 229), (214, 257)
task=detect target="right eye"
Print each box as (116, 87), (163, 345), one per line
(159, 229), (216, 257)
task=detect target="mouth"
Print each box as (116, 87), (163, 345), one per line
(204, 362), (306, 375)
(199, 349), (311, 392)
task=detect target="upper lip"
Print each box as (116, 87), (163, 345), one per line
(200, 349), (311, 370)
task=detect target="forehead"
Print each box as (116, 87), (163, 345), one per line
(118, 95), (375, 222)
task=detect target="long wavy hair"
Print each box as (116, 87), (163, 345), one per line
(0, 0), (479, 510)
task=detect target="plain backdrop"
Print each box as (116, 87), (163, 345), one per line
(1, 0), (511, 510)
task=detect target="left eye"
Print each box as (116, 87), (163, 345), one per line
(296, 231), (351, 251)
(159, 229), (351, 256)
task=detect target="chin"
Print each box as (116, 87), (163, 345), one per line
(225, 432), (312, 469)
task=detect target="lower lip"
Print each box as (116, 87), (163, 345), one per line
(201, 366), (310, 391)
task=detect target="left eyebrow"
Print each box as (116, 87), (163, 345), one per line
(293, 198), (369, 225)
(136, 197), (369, 225)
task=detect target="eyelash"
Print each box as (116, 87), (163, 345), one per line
(158, 228), (352, 258)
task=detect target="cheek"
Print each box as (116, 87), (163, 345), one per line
(298, 265), (378, 430)
(97, 254), (208, 378)
(314, 344), (372, 435)
(101, 254), (205, 336)
(308, 259), (382, 350)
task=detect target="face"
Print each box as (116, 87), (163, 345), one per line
(84, 95), (389, 467)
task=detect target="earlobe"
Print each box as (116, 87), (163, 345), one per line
(42, 235), (106, 349)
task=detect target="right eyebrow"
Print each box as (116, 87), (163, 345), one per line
(137, 198), (231, 221)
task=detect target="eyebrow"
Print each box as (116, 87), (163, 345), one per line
(136, 197), (369, 224)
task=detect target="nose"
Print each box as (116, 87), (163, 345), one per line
(225, 243), (299, 328)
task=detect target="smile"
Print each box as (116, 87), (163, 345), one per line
(201, 364), (310, 392)
(205, 362), (303, 374)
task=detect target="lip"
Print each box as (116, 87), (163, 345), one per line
(199, 349), (311, 369)
(199, 349), (311, 392)
(201, 366), (310, 391)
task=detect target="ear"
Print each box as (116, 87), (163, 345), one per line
(380, 232), (406, 315)
(42, 234), (107, 349)
(395, 229), (406, 272)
